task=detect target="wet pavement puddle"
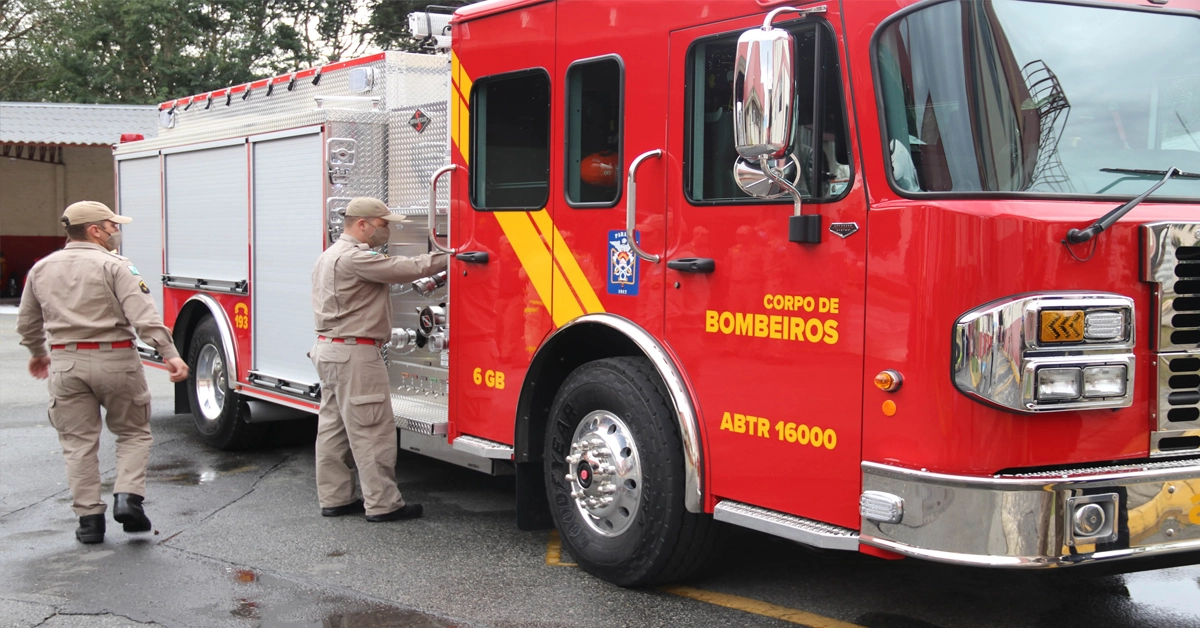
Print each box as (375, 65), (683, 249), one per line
(223, 566), (461, 627)
(1123, 568), (1200, 616)
(147, 458), (259, 485)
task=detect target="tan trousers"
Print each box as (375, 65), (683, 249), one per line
(311, 341), (404, 516)
(47, 347), (153, 517)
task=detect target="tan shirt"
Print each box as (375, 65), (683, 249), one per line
(16, 242), (180, 360)
(312, 234), (448, 341)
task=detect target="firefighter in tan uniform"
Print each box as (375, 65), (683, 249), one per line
(17, 201), (190, 544)
(311, 197), (448, 521)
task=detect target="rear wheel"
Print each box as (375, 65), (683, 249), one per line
(187, 317), (264, 450)
(544, 357), (723, 586)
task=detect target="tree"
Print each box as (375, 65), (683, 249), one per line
(1, 0), (377, 104)
(0, 0), (53, 98)
(0, 0), (473, 104)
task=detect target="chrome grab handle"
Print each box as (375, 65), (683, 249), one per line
(428, 164), (458, 254)
(626, 149), (664, 263)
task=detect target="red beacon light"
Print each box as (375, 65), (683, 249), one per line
(119, 133), (145, 143)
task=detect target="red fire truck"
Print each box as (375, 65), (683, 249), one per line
(114, 0), (1200, 586)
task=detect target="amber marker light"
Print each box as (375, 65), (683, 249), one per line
(881, 400), (897, 417)
(874, 370), (903, 392)
(1039, 310), (1085, 343)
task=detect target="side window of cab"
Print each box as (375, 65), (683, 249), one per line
(470, 70), (552, 211)
(685, 22), (851, 205)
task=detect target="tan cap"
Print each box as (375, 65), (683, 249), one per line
(345, 197), (406, 223)
(62, 201), (132, 226)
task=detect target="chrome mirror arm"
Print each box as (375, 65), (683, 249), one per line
(759, 155), (803, 217)
(761, 5), (826, 30)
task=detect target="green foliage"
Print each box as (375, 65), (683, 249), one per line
(0, 0), (469, 104)
(0, 0), (54, 98)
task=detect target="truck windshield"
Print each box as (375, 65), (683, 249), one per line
(876, 0), (1200, 199)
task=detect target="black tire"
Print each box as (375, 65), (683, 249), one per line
(186, 317), (265, 450)
(544, 357), (724, 586)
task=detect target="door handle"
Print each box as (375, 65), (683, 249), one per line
(455, 251), (489, 264)
(428, 165), (457, 254)
(666, 258), (715, 274)
(626, 149), (664, 263)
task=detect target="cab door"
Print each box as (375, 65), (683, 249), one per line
(448, 4), (557, 445)
(664, 10), (867, 529)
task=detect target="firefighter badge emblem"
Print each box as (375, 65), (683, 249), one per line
(607, 230), (639, 296)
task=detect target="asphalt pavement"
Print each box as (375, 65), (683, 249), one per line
(3, 309), (1200, 628)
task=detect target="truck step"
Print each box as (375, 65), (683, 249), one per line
(452, 435), (514, 459)
(391, 393), (448, 435)
(713, 500), (859, 551)
(399, 430), (513, 476)
(401, 417), (448, 436)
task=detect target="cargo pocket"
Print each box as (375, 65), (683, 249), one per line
(348, 393), (389, 427)
(314, 347), (351, 383)
(131, 391), (153, 423)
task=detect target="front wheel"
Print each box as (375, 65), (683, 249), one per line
(187, 317), (264, 450)
(544, 357), (723, 586)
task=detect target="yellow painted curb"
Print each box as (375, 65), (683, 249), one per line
(660, 585), (865, 628)
(545, 529), (577, 567)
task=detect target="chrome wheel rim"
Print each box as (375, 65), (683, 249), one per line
(565, 410), (642, 537)
(195, 344), (226, 425)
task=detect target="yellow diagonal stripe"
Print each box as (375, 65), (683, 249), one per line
(494, 211), (572, 327)
(661, 586), (865, 628)
(451, 51), (472, 105)
(452, 57), (604, 329)
(529, 210), (605, 315)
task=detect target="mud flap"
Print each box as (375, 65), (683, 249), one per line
(516, 461), (553, 530)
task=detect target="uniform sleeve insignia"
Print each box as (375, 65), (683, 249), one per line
(129, 265), (140, 276)
(138, 280), (150, 294)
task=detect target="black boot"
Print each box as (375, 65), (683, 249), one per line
(113, 493), (152, 533)
(76, 514), (105, 544)
(365, 503), (423, 522)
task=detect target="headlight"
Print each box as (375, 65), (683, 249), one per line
(1037, 367), (1081, 401)
(954, 293), (1135, 413)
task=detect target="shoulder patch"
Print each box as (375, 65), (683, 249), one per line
(138, 280), (150, 294)
(128, 265), (140, 276)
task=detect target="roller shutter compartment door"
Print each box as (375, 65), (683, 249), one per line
(118, 157), (164, 314)
(251, 133), (323, 386)
(164, 144), (249, 283)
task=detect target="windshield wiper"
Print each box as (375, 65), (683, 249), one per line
(1065, 167), (1200, 244)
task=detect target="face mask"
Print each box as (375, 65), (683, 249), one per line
(102, 228), (122, 252)
(367, 222), (389, 248)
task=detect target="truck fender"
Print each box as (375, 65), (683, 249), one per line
(171, 294), (240, 414)
(514, 313), (703, 513)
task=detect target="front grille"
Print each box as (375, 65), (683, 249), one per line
(1143, 223), (1200, 456)
(1169, 246), (1200, 346)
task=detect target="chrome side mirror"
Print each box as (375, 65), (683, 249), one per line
(733, 6), (827, 244)
(733, 21), (796, 161)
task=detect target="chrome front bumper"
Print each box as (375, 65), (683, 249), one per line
(860, 459), (1200, 568)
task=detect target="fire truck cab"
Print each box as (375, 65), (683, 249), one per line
(115, 0), (1200, 586)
